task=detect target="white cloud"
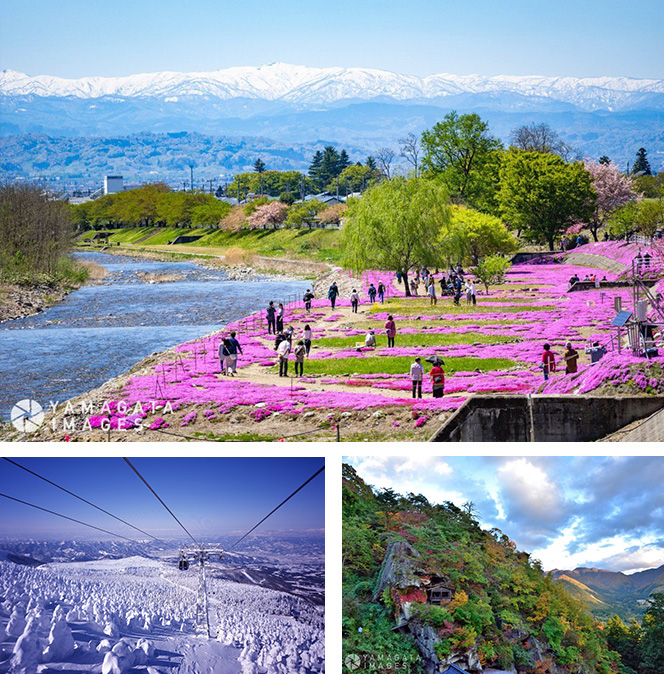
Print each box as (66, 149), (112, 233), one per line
(497, 458), (561, 521)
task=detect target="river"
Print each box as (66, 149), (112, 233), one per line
(0, 252), (309, 421)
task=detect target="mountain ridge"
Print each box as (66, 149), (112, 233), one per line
(2, 62), (663, 111)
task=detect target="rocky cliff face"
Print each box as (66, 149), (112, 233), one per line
(374, 540), (577, 674)
(374, 540), (482, 674)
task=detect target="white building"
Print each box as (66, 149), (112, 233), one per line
(104, 175), (124, 195)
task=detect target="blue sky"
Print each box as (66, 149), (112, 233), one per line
(346, 456), (664, 574)
(0, 457), (324, 539)
(1, 0), (662, 79)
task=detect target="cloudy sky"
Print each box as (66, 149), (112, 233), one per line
(345, 456), (664, 574)
(2, 0), (662, 79)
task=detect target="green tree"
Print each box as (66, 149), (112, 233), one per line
(498, 150), (595, 251)
(635, 199), (664, 238)
(441, 205), (517, 265)
(253, 158), (266, 173)
(632, 148), (652, 176)
(285, 200), (327, 228)
(342, 177), (450, 296)
(599, 155), (611, 165)
(421, 111), (503, 207)
(334, 165), (379, 194)
(473, 255), (511, 294)
(640, 593), (664, 674)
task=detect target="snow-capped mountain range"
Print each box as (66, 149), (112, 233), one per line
(2, 62), (663, 111)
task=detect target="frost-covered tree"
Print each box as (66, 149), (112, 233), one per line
(43, 605), (76, 661)
(11, 616), (42, 674)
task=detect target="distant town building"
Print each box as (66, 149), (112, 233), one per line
(104, 175), (124, 195)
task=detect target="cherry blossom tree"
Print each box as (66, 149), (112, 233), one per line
(247, 201), (289, 230)
(584, 160), (637, 241)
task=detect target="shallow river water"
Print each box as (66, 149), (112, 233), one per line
(0, 252), (308, 420)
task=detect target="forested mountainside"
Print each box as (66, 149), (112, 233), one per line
(342, 464), (618, 674)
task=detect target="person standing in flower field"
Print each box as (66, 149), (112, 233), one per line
(385, 315), (397, 348)
(541, 343), (556, 380)
(226, 331), (243, 376)
(303, 288), (314, 312)
(303, 324), (313, 355)
(266, 301), (276, 334)
(377, 282), (386, 304)
(470, 280), (477, 305)
(563, 342), (579, 374)
(277, 336), (291, 377)
(429, 362), (445, 398)
(410, 357), (424, 398)
(367, 283), (377, 304)
(328, 282), (339, 309)
(219, 337), (231, 376)
(293, 340), (307, 377)
(350, 288), (360, 313)
(276, 303), (285, 332)
(428, 279), (437, 306)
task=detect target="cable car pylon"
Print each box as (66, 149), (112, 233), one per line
(180, 544), (224, 637)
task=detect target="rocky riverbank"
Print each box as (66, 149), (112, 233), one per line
(0, 284), (72, 323)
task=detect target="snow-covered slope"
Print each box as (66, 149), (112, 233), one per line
(0, 554), (324, 673)
(1, 62), (662, 111)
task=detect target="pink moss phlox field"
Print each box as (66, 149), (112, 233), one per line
(81, 243), (664, 430)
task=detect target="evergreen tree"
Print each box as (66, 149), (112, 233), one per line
(253, 158), (266, 173)
(308, 150), (324, 190)
(632, 148), (652, 176)
(599, 155), (611, 165)
(338, 149), (351, 173)
(365, 156), (377, 171)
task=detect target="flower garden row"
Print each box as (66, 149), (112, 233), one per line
(83, 240), (664, 435)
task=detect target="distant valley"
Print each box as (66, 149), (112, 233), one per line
(552, 564), (664, 621)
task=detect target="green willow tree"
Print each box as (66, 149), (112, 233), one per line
(498, 150), (595, 251)
(342, 177), (450, 296)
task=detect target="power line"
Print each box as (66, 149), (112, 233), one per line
(0, 492), (143, 544)
(2, 458), (170, 546)
(123, 457), (199, 547)
(229, 464), (324, 551)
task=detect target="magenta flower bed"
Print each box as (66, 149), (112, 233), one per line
(80, 245), (664, 432)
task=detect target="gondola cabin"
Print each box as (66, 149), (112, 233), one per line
(178, 554), (189, 571)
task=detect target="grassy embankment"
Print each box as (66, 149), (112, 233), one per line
(77, 226), (344, 266)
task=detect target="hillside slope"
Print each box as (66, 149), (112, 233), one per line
(342, 464), (618, 674)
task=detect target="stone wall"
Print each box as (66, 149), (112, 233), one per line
(429, 395), (664, 442)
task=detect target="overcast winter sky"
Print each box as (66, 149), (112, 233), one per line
(1, 0), (662, 80)
(0, 457), (324, 539)
(345, 456), (664, 575)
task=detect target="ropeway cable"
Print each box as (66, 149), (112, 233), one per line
(0, 492), (144, 544)
(3, 457), (170, 546)
(228, 464), (324, 550)
(123, 457), (200, 547)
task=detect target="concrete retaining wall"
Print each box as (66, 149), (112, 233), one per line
(429, 395), (664, 442)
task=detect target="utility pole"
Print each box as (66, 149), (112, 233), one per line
(181, 544), (224, 637)
(208, 179), (214, 194)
